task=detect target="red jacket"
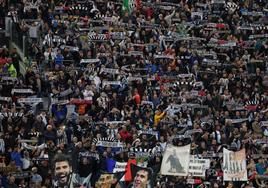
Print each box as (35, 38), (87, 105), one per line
(0, 58), (11, 65)
(119, 130), (132, 141)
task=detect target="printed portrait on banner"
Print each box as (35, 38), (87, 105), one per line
(160, 144), (191, 176)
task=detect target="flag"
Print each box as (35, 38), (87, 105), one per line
(125, 159), (137, 182)
(105, 160), (129, 182)
(122, 0), (139, 13)
(106, 158), (116, 173)
(94, 158), (136, 183)
(113, 161), (127, 181)
(160, 144), (191, 176)
(222, 148), (248, 181)
(122, 0), (130, 13)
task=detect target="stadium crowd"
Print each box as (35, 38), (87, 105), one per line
(0, 0), (268, 187)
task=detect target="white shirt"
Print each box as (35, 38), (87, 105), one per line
(44, 51), (56, 61)
(83, 89), (94, 101)
(21, 158), (30, 170)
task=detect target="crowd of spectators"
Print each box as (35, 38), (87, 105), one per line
(0, 0), (268, 187)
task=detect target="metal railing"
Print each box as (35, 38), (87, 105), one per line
(5, 17), (29, 75)
(10, 22), (29, 57)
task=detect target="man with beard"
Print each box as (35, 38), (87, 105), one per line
(53, 154), (73, 188)
(53, 153), (92, 188)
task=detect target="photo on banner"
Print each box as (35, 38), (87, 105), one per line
(52, 153), (91, 188)
(52, 153), (73, 188)
(160, 144), (191, 176)
(95, 172), (125, 188)
(129, 164), (155, 188)
(223, 148), (248, 181)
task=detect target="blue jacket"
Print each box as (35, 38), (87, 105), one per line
(52, 104), (67, 123)
(11, 151), (22, 168)
(55, 54), (64, 65)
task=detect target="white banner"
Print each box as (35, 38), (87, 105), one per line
(80, 59), (100, 64)
(96, 141), (123, 148)
(102, 81), (122, 88)
(223, 148), (248, 181)
(79, 151), (99, 160)
(1, 77), (17, 82)
(173, 134), (191, 140)
(100, 68), (119, 74)
(188, 155), (210, 177)
(0, 97), (12, 102)
(129, 51), (143, 57)
(52, 99), (69, 105)
(154, 55), (174, 59)
(18, 139), (38, 143)
(176, 124), (189, 128)
(225, 118), (248, 124)
(60, 45), (79, 51)
(178, 74), (193, 79)
(105, 121), (127, 125)
(160, 144), (191, 176)
(127, 77), (143, 82)
(11, 89), (34, 95)
(220, 41), (237, 47)
(141, 101), (154, 107)
(18, 98), (43, 104)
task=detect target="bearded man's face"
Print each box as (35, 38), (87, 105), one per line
(54, 161), (72, 186)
